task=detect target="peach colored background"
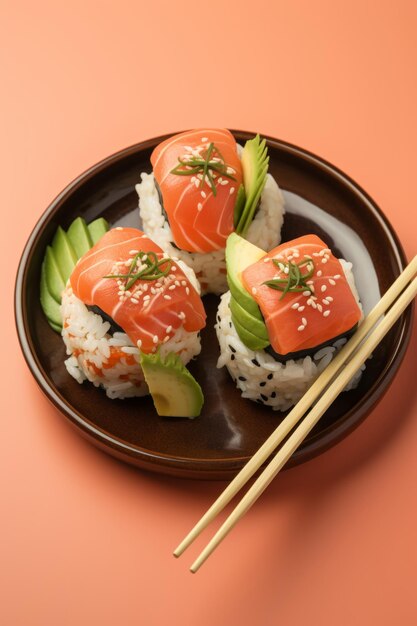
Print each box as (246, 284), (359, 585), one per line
(2, 1), (417, 624)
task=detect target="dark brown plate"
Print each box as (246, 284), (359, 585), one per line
(15, 131), (413, 479)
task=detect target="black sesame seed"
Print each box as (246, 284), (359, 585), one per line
(256, 398), (264, 404)
(267, 373), (273, 380)
(259, 382), (266, 387)
(229, 345), (236, 353)
(252, 358), (260, 366)
(229, 322), (232, 328)
(271, 391), (276, 398)
(231, 354), (235, 360)
(238, 376), (247, 382)
(260, 394), (268, 402)
(216, 315), (221, 323)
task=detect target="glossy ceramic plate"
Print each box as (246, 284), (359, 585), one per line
(15, 131), (413, 479)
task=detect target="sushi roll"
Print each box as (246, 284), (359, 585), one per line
(136, 129), (285, 295)
(216, 233), (364, 411)
(61, 227), (206, 400)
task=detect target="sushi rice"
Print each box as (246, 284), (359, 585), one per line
(136, 171), (285, 295)
(215, 260), (364, 411)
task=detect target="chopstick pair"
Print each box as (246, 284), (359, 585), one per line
(174, 254), (417, 573)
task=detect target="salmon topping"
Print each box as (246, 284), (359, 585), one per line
(151, 129), (243, 253)
(242, 235), (362, 355)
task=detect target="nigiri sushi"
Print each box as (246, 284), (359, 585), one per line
(215, 233), (364, 411)
(136, 129), (285, 295)
(61, 227), (206, 399)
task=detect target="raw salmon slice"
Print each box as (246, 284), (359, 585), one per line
(70, 227), (206, 353)
(151, 129), (243, 253)
(242, 235), (362, 355)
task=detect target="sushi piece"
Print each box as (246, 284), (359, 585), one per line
(136, 129), (285, 294)
(216, 233), (364, 411)
(61, 227), (206, 400)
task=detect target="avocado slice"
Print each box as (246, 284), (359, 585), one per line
(235, 134), (269, 236)
(44, 245), (65, 303)
(231, 313), (269, 352)
(140, 351), (203, 418)
(52, 226), (78, 284)
(88, 217), (109, 245)
(226, 233), (266, 319)
(233, 183), (246, 227)
(229, 295), (269, 344)
(40, 261), (62, 330)
(67, 217), (93, 258)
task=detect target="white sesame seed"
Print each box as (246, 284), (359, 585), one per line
(311, 301), (317, 309)
(328, 279), (336, 285)
(166, 325), (172, 334)
(186, 287), (190, 295)
(129, 249), (139, 255)
(317, 270), (322, 277)
(137, 339), (142, 348)
(221, 179), (229, 185)
(194, 179), (199, 188)
(322, 258), (328, 264)
(284, 267), (289, 274)
(230, 187), (235, 194)
(164, 295), (171, 300)
(334, 274), (341, 280)
(197, 203), (203, 211)
(163, 336), (170, 343)
(153, 335), (159, 344)
(323, 310), (331, 317)
(169, 284), (176, 290)
(291, 303), (299, 309)
(298, 306), (305, 312)
(227, 167), (236, 174)
(298, 325), (305, 331)
(201, 137), (208, 142)
(252, 287), (257, 295)
(326, 296), (334, 302)
(302, 317), (307, 326)
(181, 280), (187, 286)
(201, 190), (206, 198)
(131, 298), (139, 304)
(143, 294), (150, 301)
(322, 298), (329, 305)
(115, 227), (123, 231)
(321, 285), (327, 292)
(218, 177), (223, 184)
(303, 290), (311, 297)
(306, 280), (314, 285)
(178, 311), (186, 320)
(317, 304), (323, 312)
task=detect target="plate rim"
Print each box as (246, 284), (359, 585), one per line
(15, 131), (414, 479)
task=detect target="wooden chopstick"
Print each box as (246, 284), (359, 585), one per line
(173, 254), (417, 572)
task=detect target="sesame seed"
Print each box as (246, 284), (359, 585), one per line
(153, 335), (159, 344)
(164, 295), (171, 300)
(284, 267), (289, 274)
(303, 290), (311, 297)
(323, 310), (331, 317)
(169, 284), (176, 290)
(326, 296), (334, 302)
(302, 317), (307, 325)
(252, 287), (257, 295)
(181, 280), (187, 286)
(291, 303), (299, 309)
(298, 324), (305, 331)
(115, 227), (123, 230)
(163, 336), (170, 343)
(131, 298), (139, 304)
(218, 177), (223, 184)
(227, 167), (236, 174)
(194, 179), (199, 188)
(317, 304), (323, 312)
(306, 280), (314, 285)
(201, 137), (208, 142)
(322, 258), (328, 264)
(175, 280), (180, 286)
(321, 285), (327, 292)
(143, 294), (150, 301)
(186, 287), (190, 295)
(129, 249), (139, 255)
(334, 274), (341, 279)
(317, 270), (322, 277)
(137, 339), (142, 348)
(322, 298), (329, 305)
(230, 187), (235, 194)
(197, 203), (203, 211)
(311, 301), (317, 309)
(298, 305), (305, 312)
(171, 266), (177, 271)
(328, 279), (336, 285)
(178, 311), (186, 320)
(166, 325), (172, 334)
(221, 179), (229, 185)
(201, 190), (206, 198)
